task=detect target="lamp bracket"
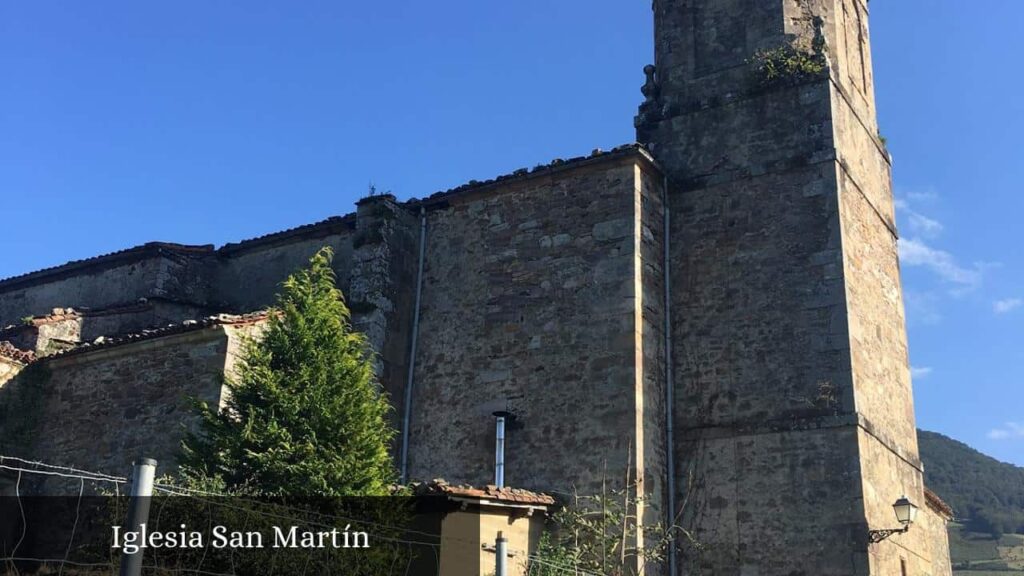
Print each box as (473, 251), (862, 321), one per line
(868, 526), (909, 544)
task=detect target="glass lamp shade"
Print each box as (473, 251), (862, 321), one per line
(893, 496), (919, 525)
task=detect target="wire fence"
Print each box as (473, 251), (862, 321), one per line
(0, 454), (589, 576)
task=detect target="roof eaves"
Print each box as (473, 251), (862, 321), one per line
(0, 243), (215, 291)
(924, 487), (954, 520)
(41, 311), (271, 361)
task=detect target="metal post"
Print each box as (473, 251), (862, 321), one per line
(119, 458), (157, 576)
(495, 531), (508, 576)
(493, 411), (510, 488)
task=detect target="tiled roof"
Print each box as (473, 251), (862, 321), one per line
(219, 215), (356, 255)
(0, 300), (196, 337)
(0, 145), (657, 287)
(417, 143), (657, 208)
(42, 312), (271, 361)
(414, 479), (556, 507)
(924, 487), (954, 519)
(0, 243), (214, 289)
(220, 146), (656, 249)
(10, 308), (82, 329)
(0, 341), (35, 364)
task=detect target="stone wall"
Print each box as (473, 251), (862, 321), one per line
(678, 425), (868, 574)
(0, 244), (214, 327)
(0, 357), (24, 389)
(2, 326), (232, 480)
(637, 164), (668, 534)
(406, 151), (665, 504)
(639, 0), (950, 573)
(858, 428), (952, 576)
(667, 162), (865, 574)
(347, 196), (420, 439)
(0, 0), (951, 571)
(0, 301), (220, 356)
(79, 299), (219, 341)
(213, 217), (357, 313)
(1, 311), (82, 355)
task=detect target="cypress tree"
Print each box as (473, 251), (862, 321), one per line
(180, 247), (396, 496)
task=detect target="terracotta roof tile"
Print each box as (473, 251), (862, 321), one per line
(7, 308), (82, 329)
(0, 341), (35, 364)
(413, 479), (555, 507)
(924, 487), (954, 519)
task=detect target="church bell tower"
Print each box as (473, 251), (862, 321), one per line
(638, 1), (951, 574)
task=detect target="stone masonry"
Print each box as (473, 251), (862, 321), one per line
(0, 1), (952, 574)
(635, 0), (949, 574)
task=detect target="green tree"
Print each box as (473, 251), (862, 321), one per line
(180, 247), (396, 496)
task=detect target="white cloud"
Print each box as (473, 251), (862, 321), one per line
(899, 237), (983, 290)
(906, 190), (938, 203)
(993, 298), (1022, 314)
(895, 198), (944, 238)
(907, 212), (944, 237)
(910, 366), (933, 379)
(988, 422), (1024, 441)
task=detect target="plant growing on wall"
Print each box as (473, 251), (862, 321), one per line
(179, 247), (397, 496)
(750, 44), (826, 87)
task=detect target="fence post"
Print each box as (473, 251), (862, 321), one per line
(495, 531), (507, 576)
(119, 457), (157, 576)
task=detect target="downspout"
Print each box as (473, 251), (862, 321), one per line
(399, 205), (427, 484)
(663, 174), (678, 575)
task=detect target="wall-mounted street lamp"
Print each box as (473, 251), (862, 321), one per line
(868, 496), (920, 544)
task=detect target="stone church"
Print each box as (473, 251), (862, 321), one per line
(0, 0), (955, 574)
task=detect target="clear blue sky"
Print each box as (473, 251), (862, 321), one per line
(1, 2), (1021, 465)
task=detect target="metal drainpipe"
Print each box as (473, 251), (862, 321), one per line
(399, 206), (427, 484)
(663, 174), (678, 575)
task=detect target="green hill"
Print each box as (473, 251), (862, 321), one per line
(918, 430), (1024, 574)
(918, 430), (1024, 536)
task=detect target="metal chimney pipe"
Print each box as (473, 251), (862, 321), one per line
(493, 411), (511, 487)
(495, 531), (508, 576)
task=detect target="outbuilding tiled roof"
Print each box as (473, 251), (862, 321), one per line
(414, 480), (556, 507)
(924, 487), (954, 519)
